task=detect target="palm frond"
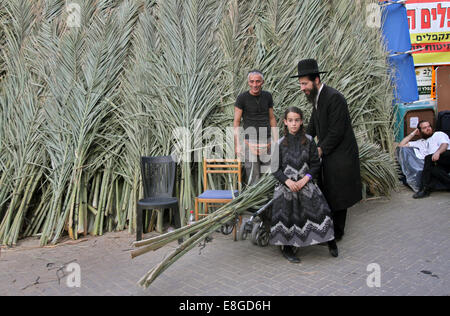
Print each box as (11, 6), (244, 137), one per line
(0, 0), (398, 250)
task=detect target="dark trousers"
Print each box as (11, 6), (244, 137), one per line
(422, 151), (450, 191)
(332, 209), (347, 240)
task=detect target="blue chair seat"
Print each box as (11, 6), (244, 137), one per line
(198, 190), (239, 200)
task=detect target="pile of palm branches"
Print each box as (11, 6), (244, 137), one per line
(0, 0), (142, 246)
(0, 0), (397, 253)
(133, 175), (276, 288)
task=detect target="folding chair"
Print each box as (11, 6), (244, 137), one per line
(195, 158), (242, 239)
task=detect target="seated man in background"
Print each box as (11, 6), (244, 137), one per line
(399, 120), (450, 198)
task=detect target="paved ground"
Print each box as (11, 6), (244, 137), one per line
(0, 186), (448, 296)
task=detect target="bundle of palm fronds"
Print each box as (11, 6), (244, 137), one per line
(132, 175), (276, 288)
(0, 0), (397, 252)
(0, 0), (141, 246)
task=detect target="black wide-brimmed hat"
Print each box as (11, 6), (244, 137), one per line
(290, 59), (328, 78)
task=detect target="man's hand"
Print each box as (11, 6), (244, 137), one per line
(317, 147), (323, 158)
(432, 151), (440, 162)
(235, 143), (242, 157)
(248, 142), (270, 156)
(399, 128), (420, 147)
(432, 143), (448, 162)
(248, 143), (259, 155)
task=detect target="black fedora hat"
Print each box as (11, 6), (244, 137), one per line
(290, 59), (328, 78)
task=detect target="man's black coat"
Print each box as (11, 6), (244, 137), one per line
(306, 85), (362, 211)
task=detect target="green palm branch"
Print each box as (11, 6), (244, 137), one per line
(0, 0), (398, 251)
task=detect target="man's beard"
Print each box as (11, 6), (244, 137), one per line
(305, 83), (319, 105)
(420, 130), (433, 139)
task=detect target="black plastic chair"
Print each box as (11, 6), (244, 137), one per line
(136, 156), (181, 241)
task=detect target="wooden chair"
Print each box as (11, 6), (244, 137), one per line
(195, 158), (242, 238)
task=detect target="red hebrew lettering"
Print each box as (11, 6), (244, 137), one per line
(431, 8), (437, 21)
(411, 42), (450, 54)
(421, 9), (431, 29)
(448, 8), (450, 27)
(407, 9), (416, 30)
(437, 4), (446, 28)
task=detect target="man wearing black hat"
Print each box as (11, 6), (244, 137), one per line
(291, 59), (362, 254)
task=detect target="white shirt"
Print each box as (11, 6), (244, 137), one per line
(408, 131), (450, 159)
(314, 84), (324, 109)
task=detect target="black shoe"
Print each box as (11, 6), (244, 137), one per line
(413, 190), (430, 199)
(281, 246), (301, 263)
(328, 240), (339, 258)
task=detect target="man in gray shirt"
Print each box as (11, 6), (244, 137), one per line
(234, 70), (278, 185)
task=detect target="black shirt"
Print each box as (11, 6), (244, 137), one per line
(235, 90), (274, 142)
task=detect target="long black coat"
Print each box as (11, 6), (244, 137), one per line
(306, 85), (362, 211)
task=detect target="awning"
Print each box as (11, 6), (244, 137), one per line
(381, 0), (419, 103)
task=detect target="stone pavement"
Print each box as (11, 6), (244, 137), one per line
(0, 186), (448, 296)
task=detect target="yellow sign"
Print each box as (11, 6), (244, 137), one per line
(406, 0), (450, 66)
